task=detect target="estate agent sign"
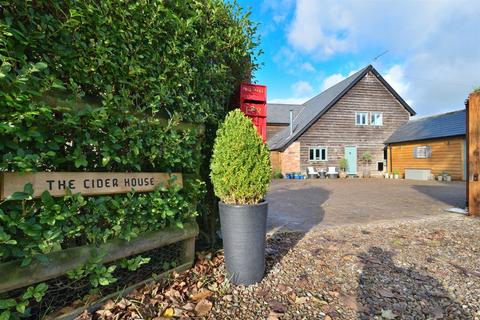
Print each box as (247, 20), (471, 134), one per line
(0, 172), (182, 200)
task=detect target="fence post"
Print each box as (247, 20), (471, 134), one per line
(467, 92), (480, 216)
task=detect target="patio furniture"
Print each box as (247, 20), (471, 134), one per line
(307, 167), (319, 179)
(318, 169), (326, 179)
(327, 167), (339, 179)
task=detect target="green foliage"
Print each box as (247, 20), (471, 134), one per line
(120, 256), (151, 272)
(473, 86), (480, 93)
(360, 152), (373, 163)
(0, 283), (48, 319)
(210, 110), (271, 204)
(0, 0), (258, 317)
(272, 169), (283, 179)
(339, 158), (348, 172)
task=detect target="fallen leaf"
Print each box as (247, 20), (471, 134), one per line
(102, 300), (115, 310)
(191, 289), (213, 301)
(381, 309), (397, 319)
(324, 316), (332, 320)
(162, 307), (174, 318)
(195, 299), (212, 316)
(96, 309), (113, 317)
(288, 291), (297, 303)
(182, 302), (195, 311)
(268, 300), (287, 313)
(295, 297), (308, 304)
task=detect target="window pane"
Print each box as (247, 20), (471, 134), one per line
(321, 148), (326, 160)
(315, 149), (320, 159)
(309, 149), (314, 160)
(371, 113), (383, 125)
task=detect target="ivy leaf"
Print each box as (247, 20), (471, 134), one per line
(0, 299), (16, 309)
(23, 183), (34, 196)
(5, 191), (31, 201)
(0, 311), (11, 320)
(34, 62), (48, 70)
(15, 301), (28, 314)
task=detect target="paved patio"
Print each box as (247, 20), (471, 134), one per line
(266, 178), (466, 232)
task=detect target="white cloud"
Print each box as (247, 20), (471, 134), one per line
(291, 80), (313, 97)
(287, 0), (350, 58)
(321, 73), (346, 91)
(283, 0), (480, 115)
(382, 65), (412, 105)
(320, 69), (357, 91)
(300, 62), (315, 73)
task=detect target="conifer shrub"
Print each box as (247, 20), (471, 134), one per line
(210, 110), (271, 205)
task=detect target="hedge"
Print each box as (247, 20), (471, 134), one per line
(0, 0), (258, 318)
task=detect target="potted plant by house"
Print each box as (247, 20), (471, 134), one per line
(360, 152), (372, 178)
(339, 158), (348, 178)
(442, 171), (452, 181)
(393, 170), (400, 179)
(210, 110), (271, 285)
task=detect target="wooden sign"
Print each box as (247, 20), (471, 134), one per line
(0, 172), (182, 200)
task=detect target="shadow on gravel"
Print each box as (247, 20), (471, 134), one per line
(357, 247), (470, 319)
(411, 184), (466, 208)
(264, 184), (330, 276)
(266, 184), (330, 233)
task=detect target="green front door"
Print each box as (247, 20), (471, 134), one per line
(344, 146), (357, 175)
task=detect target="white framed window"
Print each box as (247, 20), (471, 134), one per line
(309, 147), (327, 161)
(355, 112), (368, 125)
(370, 112), (383, 126)
(413, 146), (432, 158)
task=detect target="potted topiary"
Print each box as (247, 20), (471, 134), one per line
(339, 158), (348, 178)
(210, 110), (271, 285)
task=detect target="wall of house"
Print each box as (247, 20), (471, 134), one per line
(388, 136), (466, 180)
(267, 124), (288, 139)
(277, 141), (300, 174)
(297, 71), (410, 176)
(270, 151), (282, 173)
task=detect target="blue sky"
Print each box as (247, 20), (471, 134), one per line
(237, 0), (480, 116)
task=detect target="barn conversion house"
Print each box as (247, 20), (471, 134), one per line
(385, 109), (466, 180)
(267, 65), (416, 177)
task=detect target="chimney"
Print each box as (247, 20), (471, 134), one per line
(289, 109), (293, 136)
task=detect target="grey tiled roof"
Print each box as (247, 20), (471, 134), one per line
(266, 103), (303, 124)
(267, 67), (370, 151)
(267, 65), (415, 151)
(385, 109), (465, 144)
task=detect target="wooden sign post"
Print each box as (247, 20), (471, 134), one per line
(0, 172), (182, 200)
(467, 92), (480, 216)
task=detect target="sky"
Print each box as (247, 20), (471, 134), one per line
(237, 0), (480, 117)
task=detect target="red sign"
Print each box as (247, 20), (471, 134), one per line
(239, 83), (267, 142)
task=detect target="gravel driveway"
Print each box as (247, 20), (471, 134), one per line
(266, 179), (466, 232)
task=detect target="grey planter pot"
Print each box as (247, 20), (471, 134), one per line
(219, 201), (268, 285)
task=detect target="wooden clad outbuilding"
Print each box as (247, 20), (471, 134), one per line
(385, 110), (466, 180)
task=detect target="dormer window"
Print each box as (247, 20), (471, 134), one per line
(355, 112), (368, 125)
